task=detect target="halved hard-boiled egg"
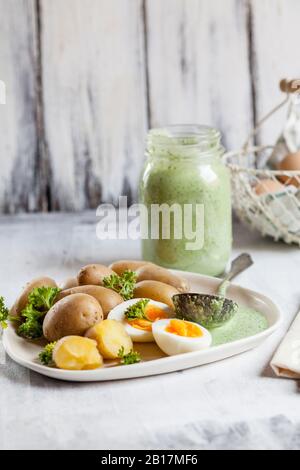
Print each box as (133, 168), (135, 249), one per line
(152, 319), (212, 356)
(107, 298), (174, 342)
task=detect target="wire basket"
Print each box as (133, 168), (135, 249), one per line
(224, 80), (300, 246)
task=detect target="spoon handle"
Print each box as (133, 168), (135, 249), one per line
(225, 253), (254, 282)
(218, 253), (254, 296)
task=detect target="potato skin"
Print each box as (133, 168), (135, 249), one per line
(133, 281), (179, 308)
(109, 260), (150, 276)
(57, 285), (123, 318)
(10, 277), (58, 319)
(53, 336), (103, 370)
(78, 264), (115, 286)
(85, 319), (133, 359)
(136, 265), (189, 293)
(61, 277), (79, 290)
(43, 293), (103, 342)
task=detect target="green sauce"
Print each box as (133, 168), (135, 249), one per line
(140, 126), (232, 276)
(211, 307), (268, 346)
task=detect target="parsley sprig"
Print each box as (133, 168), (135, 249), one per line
(0, 297), (10, 329)
(18, 287), (61, 340)
(125, 299), (150, 321)
(38, 342), (57, 366)
(28, 287), (60, 311)
(103, 270), (137, 301)
(118, 347), (141, 365)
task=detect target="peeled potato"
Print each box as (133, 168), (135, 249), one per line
(10, 277), (58, 319)
(78, 264), (115, 286)
(85, 319), (133, 359)
(109, 260), (151, 275)
(136, 265), (189, 293)
(56, 285), (123, 318)
(53, 336), (103, 370)
(133, 280), (179, 308)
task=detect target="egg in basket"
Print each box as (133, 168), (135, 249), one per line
(225, 79), (300, 246)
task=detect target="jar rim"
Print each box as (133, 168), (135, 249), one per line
(146, 125), (224, 159)
(147, 124), (221, 149)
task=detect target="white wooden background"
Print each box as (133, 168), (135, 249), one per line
(0, 0), (300, 213)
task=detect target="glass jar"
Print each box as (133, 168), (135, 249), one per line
(139, 125), (232, 276)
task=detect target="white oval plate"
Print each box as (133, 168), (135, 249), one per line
(3, 270), (281, 382)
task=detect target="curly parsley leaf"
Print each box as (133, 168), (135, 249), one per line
(118, 346), (141, 365)
(39, 342), (57, 366)
(103, 270), (137, 301)
(125, 299), (150, 320)
(18, 287), (60, 340)
(28, 287), (61, 311)
(0, 296), (9, 329)
(18, 304), (43, 339)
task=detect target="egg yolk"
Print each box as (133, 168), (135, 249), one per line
(166, 319), (203, 338)
(129, 305), (168, 331)
(146, 305), (168, 322)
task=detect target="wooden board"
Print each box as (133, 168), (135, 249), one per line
(250, 0), (300, 145)
(0, 0), (300, 212)
(0, 0), (39, 213)
(145, 0), (253, 150)
(40, 0), (148, 210)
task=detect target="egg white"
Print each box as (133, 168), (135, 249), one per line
(152, 319), (212, 356)
(107, 298), (174, 343)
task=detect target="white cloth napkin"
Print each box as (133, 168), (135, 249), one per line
(271, 309), (300, 379)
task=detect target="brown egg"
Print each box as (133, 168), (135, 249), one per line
(254, 179), (285, 196)
(277, 152), (300, 187)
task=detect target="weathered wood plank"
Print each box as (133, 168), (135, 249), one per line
(41, 0), (148, 210)
(251, 0), (300, 145)
(1, 0), (299, 214)
(0, 0), (39, 213)
(145, 0), (253, 151)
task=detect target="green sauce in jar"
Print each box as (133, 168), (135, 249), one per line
(140, 125), (232, 276)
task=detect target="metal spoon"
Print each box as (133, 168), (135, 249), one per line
(173, 253), (254, 329)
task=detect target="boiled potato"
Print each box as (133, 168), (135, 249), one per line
(85, 319), (133, 359)
(136, 265), (189, 293)
(133, 280), (179, 308)
(78, 264), (115, 286)
(43, 293), (103, 342)
(53, 336), (103, 370)
(56, 285), (123, 318)
(109, 260), (151, 275)
(61, 277), (79, 290)
(10, 277), (58, 319)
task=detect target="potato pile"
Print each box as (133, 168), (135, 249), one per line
(9, 260), (189, 371)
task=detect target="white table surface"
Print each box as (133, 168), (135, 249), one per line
(0, 212), (299, 450)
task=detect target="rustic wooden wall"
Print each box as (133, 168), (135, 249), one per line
(0, 0), (299, 213)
